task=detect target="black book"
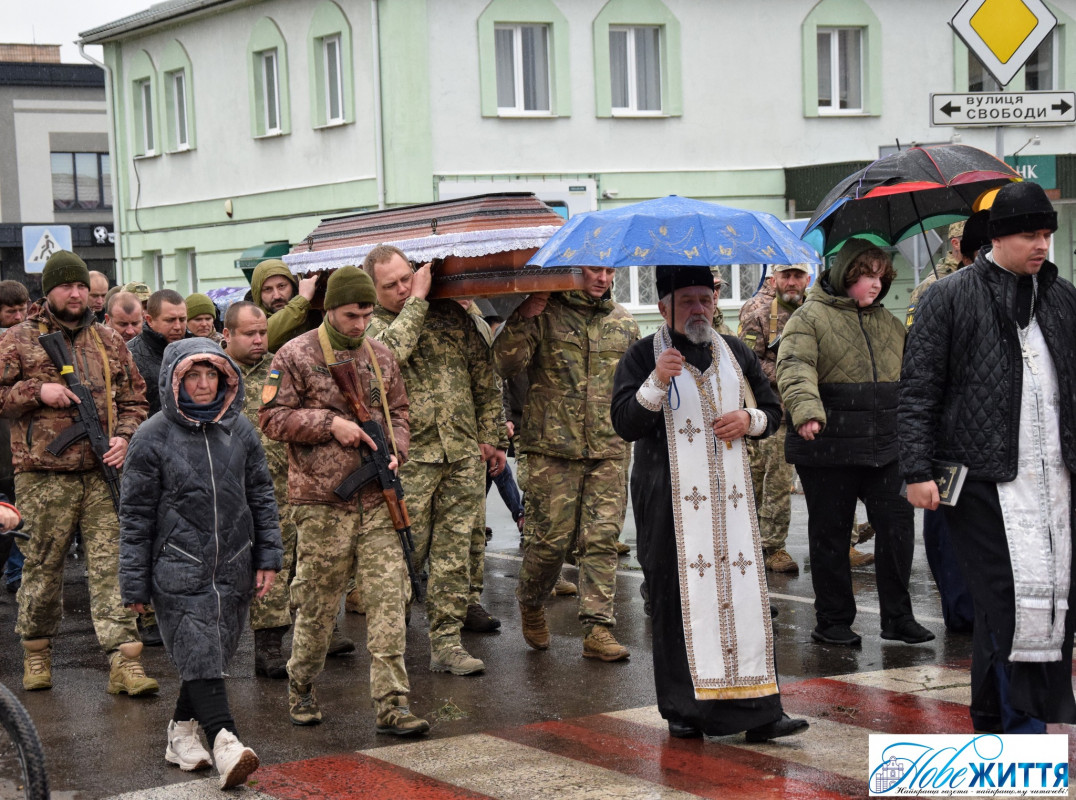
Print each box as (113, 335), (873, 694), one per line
(900, 460), (969, 507)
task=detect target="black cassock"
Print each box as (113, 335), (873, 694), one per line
(611, 330), (785, 735)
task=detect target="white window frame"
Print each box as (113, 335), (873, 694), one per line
(323, 35), (344, 124)
(494, 23), (552, 116)
(171, 70), (189, 150)
(260, 49), (282, 134)
(609, 25), (663, 116)
(138, 79), (156, 155)
(613, 264), (763, 312)
(153, 252), (164, 290)
(186, 251), (198, 293)
(817, 27), (863, 115)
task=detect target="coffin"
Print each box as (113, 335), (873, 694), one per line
(283, 193), (581, 300)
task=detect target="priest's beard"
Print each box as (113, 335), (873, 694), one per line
(684, 315), (713, 345)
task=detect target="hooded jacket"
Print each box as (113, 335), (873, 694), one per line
(251, 260), (321, 352)
(119, 338), (282, 681)
(776, 260), (906, 467)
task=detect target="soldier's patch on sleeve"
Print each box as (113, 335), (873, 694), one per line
(261, 369), (281, 405)
(743, 332), (757, 347)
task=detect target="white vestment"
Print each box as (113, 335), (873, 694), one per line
(653, 326), (777, 700)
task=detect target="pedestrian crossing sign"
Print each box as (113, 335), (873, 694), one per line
(22, 225), (72, 274)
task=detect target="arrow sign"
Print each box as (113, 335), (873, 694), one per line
(931, 91), (1076, 127)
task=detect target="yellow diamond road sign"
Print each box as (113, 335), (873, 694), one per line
(951, 0), (1057, 87)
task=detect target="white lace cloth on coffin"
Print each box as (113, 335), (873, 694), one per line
(998, 316), (1072, 662)
(648, 325), (777, 700)
(282, 226), (564, 274)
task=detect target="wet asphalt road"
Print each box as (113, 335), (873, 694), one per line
(0, 477), (969, 799)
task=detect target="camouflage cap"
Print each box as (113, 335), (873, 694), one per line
(772, 263), (811, 273)
(947, 221), (966, 240)
(122, 281), (152, 302)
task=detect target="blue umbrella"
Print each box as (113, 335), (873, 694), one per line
(527, 195), (820, 269)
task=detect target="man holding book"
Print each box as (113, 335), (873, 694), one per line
(900, 181), (1076, 733)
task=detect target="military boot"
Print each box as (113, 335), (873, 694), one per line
(108, 641), (160, 696)
(22, 638), (52, 691)
(326, 623), (356, 656)
(288, 680), (322, 726)
(345, 586), (365, 614)
(519, 603), (549, 650)
(375, 698), (431, 737)
(253, 625), (289, 679)
(582, 625), (629, 662)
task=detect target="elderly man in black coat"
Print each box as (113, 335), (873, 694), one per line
(120, 338), (282, 789)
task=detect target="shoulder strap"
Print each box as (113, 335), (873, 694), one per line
(768, 297), (780, 346)
(38, 320), (114, 436)
(363, 339), (399, 460)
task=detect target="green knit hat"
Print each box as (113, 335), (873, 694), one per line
(185, 292), (217, 320)
(42, 251), (90, 296)
(324, 266), (376, 310)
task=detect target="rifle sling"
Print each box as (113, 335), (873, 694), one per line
(39, 320), (114, 437)
(317, 326), (399, 461)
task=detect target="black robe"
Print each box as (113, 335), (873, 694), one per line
(611, 330), (784, 735)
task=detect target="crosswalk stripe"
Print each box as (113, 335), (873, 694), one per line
(253, 752), (494, 800)
(493, 713), (865, 799)
(364, 733), (698, 799)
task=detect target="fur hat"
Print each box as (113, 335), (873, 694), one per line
(324, 266), (376, 310)
(989, 182), (1057, 238)
(42, 251), (90, 296)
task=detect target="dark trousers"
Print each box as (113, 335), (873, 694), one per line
(923, 508), (974, 633)
(174, 678), (236, 747)
(797, 462), (915, 631)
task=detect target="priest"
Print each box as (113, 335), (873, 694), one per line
(611, 265), (808, 741)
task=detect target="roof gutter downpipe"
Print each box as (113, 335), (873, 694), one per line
(78, 41), (125, 282)
(371, 0), (386, 209)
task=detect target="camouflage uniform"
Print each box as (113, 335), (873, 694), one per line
(907, 253), (960, 326)
(493, 291), (638, 628)
(738, 282), (798, 552)
(368, 298), (506, 655)
(464, 305), (498, 606)
(259, 326), (412, 710)
(240, 353), (296, 631)
(0, 305), (147, 652)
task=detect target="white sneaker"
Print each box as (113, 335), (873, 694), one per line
(213, 729), (259, 790)
(164, 719), (212, 772)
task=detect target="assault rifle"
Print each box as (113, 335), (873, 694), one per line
(328, 358), (423, 603)
(39, 332), (122, 513)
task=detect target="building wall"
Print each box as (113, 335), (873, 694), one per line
(0, 71), (115, 290)
(90, 0), (1076, 297)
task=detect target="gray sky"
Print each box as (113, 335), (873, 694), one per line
(2, 1), (151, 63)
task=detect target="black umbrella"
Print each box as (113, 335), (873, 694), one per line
(802, 144), (1020, 257)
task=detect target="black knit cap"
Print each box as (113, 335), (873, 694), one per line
(42, 250), (90, 296)
(959, 210), (992, 262)
(989, 181), (1057, 238)
(654, 266), (715, 299)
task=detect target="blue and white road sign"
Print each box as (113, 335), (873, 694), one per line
(22, 225), (72, 274)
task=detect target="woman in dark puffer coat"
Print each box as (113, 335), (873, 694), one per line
(120, 338), (282, 790)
